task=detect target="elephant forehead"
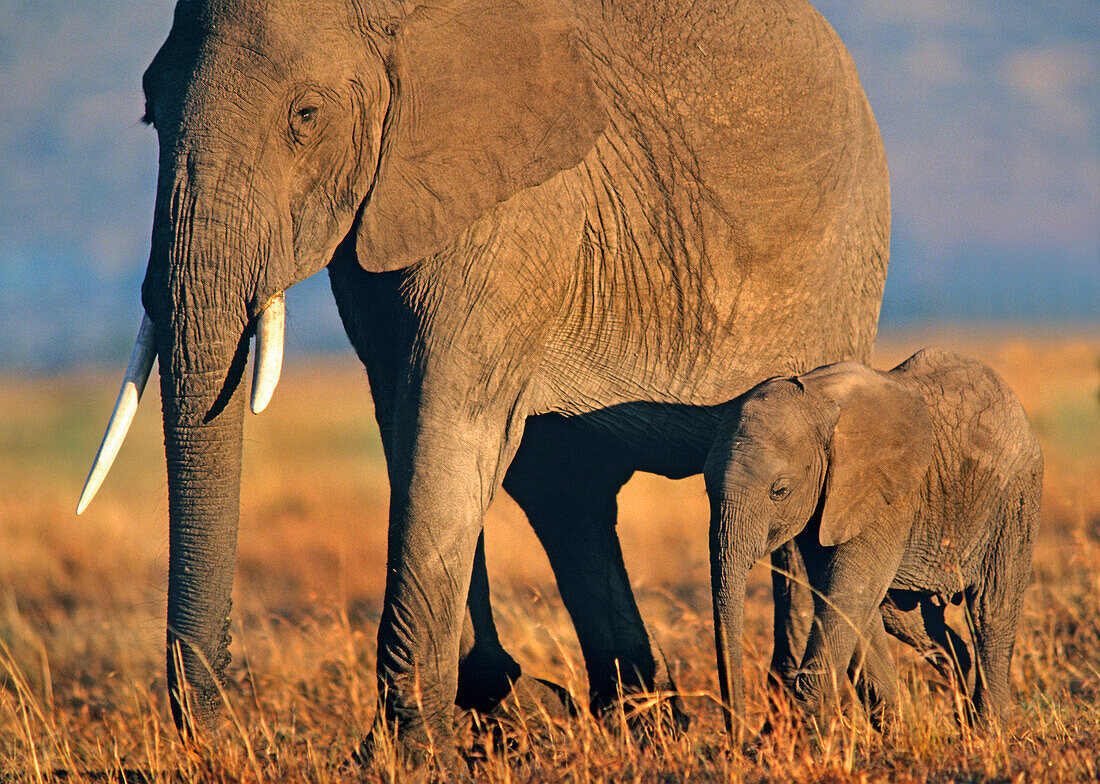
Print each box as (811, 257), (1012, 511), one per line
(742, 378), (800, 410)
(181, 0), (360, 25)
(153, 0), (377, 116)
(713, 436), (802, 491)
(735, 387), (815, 442)
(174, 0), (370, 64)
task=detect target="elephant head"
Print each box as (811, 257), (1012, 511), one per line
(78, 0), (604, 735)
(704, 363), (933, 738)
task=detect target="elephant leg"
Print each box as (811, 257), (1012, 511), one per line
(754, 543), (817, 739)
(768, 541), (815, 687)
(795, 613), (880, 731)
(371, 396), (527, 761)
(792, 539), (903, 730)
(880, 592), (973, 696)
(507, 472), (648, 706)
(966, 495), (1035, 727)
(847, 612), (898, 732)
(967, 586), (1018, 726)
(455, 531), (524, 712)
(967, 569), (1025, 726)
(502, 419), (678, 721)
(456, 532), (575, 729)
(368, 386), (524, 716)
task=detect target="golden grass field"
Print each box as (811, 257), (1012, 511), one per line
(2, 329), (1099, 782)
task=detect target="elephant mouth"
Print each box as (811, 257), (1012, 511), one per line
(76, 292), (287, 515)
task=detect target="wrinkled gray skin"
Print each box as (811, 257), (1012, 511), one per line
(706, 349), (1042, 736)
(133, 0), (889, 758)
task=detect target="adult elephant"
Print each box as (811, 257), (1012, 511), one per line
(79, 0), (889, 761)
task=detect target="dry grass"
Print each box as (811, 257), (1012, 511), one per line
(1, 330), (1098, 781)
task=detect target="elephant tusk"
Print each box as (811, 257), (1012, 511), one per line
(250, 292), (285, 414)
(76, 314), (157, 515)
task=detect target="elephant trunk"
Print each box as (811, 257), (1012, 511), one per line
(709, 491), (762, 745)
(156, 269), (253, 734)
(162, 351), (248, 734)
(145, 167), (279, 735)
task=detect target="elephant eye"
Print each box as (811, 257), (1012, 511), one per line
(288, 92), (326, 144)
(769, 478), (791, 501)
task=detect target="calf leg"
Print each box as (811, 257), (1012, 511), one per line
(967, 585), (1021, 724)
(791, 536), (904, 731)
(848, 613), (898, 732)
(770, 542), (815, 683)
(967, 490), (1037, 726)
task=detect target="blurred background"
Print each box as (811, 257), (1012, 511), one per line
(0, 0), (1096, 372)
(0, 4), (1097, 772)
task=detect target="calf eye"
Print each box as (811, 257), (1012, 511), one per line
(769, 478), (791, 501)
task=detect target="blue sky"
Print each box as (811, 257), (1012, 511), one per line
(815, 0), (1099, 324)
(0, 0), (1096, 370)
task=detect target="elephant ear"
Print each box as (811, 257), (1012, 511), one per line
(816, 371), (934, 547)
(355, 0), (607, 271)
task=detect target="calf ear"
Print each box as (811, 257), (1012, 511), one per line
(818, 378), (934, 547)
(355, 0), (606, 272)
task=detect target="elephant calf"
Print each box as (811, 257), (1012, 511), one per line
(705, 348), (1042, 737)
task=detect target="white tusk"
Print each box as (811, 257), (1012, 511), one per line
(76, 314), (157, 515)
(250, 293), (285, 414)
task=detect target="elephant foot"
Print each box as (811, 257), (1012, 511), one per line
(346, 713), (466, 780)
(479, 673), (576, 725)
(759, 664), (801, 733)
(752, 688), (812, 763)
(455, 643), (523, 715)
(591, 647), (690, 746)
(865, 697), (900, 737)
(768, 651), (801, 692)
(741, 732), (768, 763)
(595, 686), (690, 748)
(458, 674), (576, 766)
(851, 672), (899, 736)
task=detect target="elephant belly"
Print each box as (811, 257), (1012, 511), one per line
(515, 405), (730, 481)
(891, 550), (974, 603)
